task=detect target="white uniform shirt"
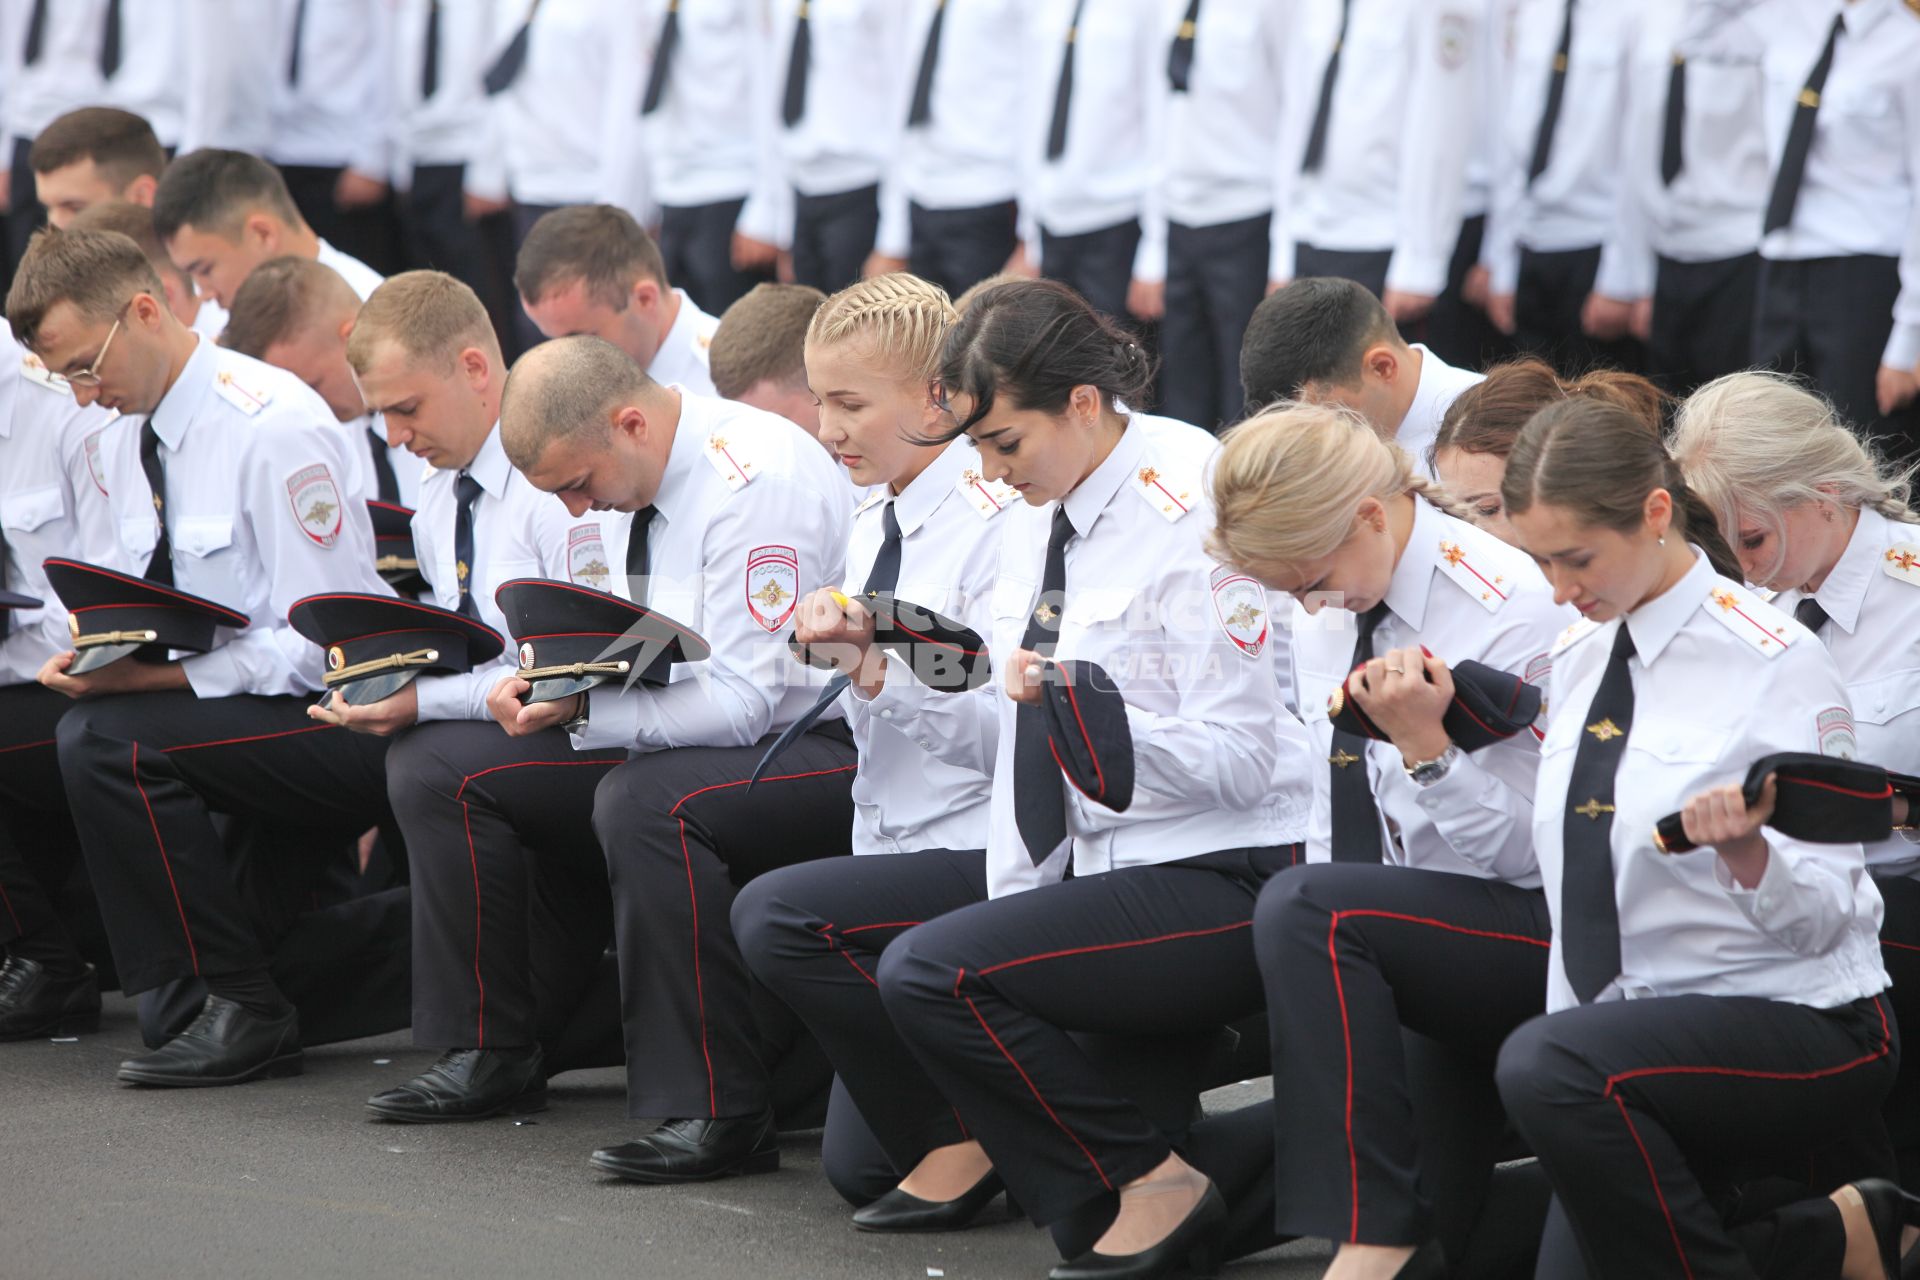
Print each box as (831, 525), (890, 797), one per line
(1294, 498), (1570, 884)
(181, 0), (286, 155)
(409, 424), (608, 722)
(647, 292), (721, 398)
(0, 0), (106, 143)
(190, 299), (230, 344)
(94, 339), (392, 698)
(316, 240), (385, 302)
(1536, 552), (1888, 1012)
(771, 0), (913, 213)
(485, 0), (623, 207)
(395, 0), (504, 190)
(1482, 0), (1649, 298)
(271, 0), (394, 179)
(1775, 509), (1920, 877)
(1276, 0), (1487, 296)
(571, 391), (851, 754)
(980, 413), (1314, 900)
(1397, 345), (1485, 477)
(0, 339), (121, 683)
(1020, 0), (1166, 279)
(838, 440), (1012, 856)
(102, 0), (189, 148)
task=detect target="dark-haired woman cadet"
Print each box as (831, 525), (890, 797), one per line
(1674, 370), (1920, 1192)
(737, 277), (1314, 1279)
(1206, 402), (1572, 1280)
(1495, 397), (1907, 1280)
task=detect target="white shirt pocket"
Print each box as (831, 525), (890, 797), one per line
(0, 484), (63, 536)
(173, 516), (243, 606)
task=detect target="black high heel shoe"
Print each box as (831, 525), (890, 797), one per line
(851, 1171), (1014, 1233)
(1851, 1179), (1920, 1280)
(1048, 1183), (1228, 1280)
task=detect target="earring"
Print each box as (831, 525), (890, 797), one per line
(1658, 536), (1666, 546)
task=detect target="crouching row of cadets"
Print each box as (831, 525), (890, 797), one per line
(5, 219), (1920, 1280)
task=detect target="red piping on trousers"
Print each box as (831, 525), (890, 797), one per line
(132, 742), (200, 975)
(0, 737), (53, 755)
(162, 724), (337, 753)
(819, 919), (928, 987)
(1883, 939), (1920, 955)
(1326, 909), (1551, 1243)
(962, 991), (1113, 1191)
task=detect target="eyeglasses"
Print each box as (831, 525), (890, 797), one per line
(67, 304), (131, 389)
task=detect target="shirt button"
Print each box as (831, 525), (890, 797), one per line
(879, 709), (894, 721)
(918, 739), (932, 749)
(1758, 893), (1776, 912)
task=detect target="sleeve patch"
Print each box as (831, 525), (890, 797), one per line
(1210, 566), (1269, 658)
(1817, 705), (1858, 759)
(287, 463), (343, 547)
(567, 522), (611, 591)
(745, 544), (798, 633)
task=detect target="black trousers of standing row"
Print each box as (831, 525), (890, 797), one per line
(0, 683), (91, 964)
(399, 163), (519, 360)
(5, 135), (43, 286)
(659, 197), (773, 316)
(1163, 214), (1270, 432)
(277, 162), (399, 276)
(1872, 873), (1920, 1186)
(908, 200), (1018, 302)
(1650, 252), (1762, 396)
(791, 184), (880, 294)
(1040, 219), (1142, 331)
(1515, 244), (1645, 377)
(1499, 992), (1896, 1280)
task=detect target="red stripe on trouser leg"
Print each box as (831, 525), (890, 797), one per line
(961, 990), (1112, 1190)
(161, 724), (337, 753)
(0, 738), (54, 755)
(132, 742), (199, 976)
(1612, 1091), (1695, 1280)
(462, 799), (486, 1048)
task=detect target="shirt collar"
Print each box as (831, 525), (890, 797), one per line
(1382, 496), (1443, 631)
(1840, 0), (1890, 37)
(655, 289), (699, 371)
(465, 421), (512, 497)
(147, 334), (214, 449)
(1625, 548), (1715, 664)
(649, 386), (698, 525)
(890, 437), (976, 537)
(1808, 506), (1883, 636)
(1061, 417), (1149, 539)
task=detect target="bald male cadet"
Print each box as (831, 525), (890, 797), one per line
(708, 283), (827, 440)
(222, 256), (421, 509)
(29, 107), (167, 230)
(67, 200), (227, 343)
(514, 205), (719, 396)
(153, 149), (384, 310)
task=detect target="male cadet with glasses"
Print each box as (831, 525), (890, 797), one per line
(369, 336), (853, 1154)
(6, 227), (400, 1087)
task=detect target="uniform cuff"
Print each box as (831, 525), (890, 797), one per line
(180, 647), (242, 699)
(1882, 323), (1920, 373)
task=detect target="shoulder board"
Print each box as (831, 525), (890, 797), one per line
(693, 314), (718, 352)
(703, 426), (759, 492)
(1550, 617), (1602, 657)
(956, 467), (1019, 519)
(214, 368), (274, 417)
(1702, 582), (1795, 658)
(854, 489), (887, 517)
(18, 351), (67, 395)
(1130, 458), (1198, 523)
(1883, 543), (1920, 586)
(1434, 536), (1511, 614)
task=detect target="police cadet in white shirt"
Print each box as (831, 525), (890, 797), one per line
(152, 149), (385, 310)
(1136, 0), (1286, 432)
(28, 107), (166, 232)
(1018, 0), (1164, 328)
(514, 205), (720, 397)
(1482, 0), (1650, 376)
(8, 228), (399, 1087)
(1617, 0), (1770, 394)
(1674, 369), (1920, 1189)
(769, 0), (913, 292)
(602, 0), (780, 314)
(1496, 397), (1905, 1280)
(0, 329), (120, 1040)
(1206, 403), (1573, 1278)
(875, 0), (1027, 300)
(1240, 279), (1483, 478)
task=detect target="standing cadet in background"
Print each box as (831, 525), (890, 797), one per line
(770, 0), (912, 292)
(514, 205), (719, 396)
(1482, 0), (1650, 376)
(67, 200), (227, 343)
(604, 0), (780, 315)
(152, 149), (384, 308)
(708, 282), (829, 440)
(877, 0), (1027, 300)
(1138, 0), (1288, 432)
(28, 107), (167, 230)
(1016, 0), (1164, 328)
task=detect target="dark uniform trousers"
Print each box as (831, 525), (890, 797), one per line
(508, 200), (564, 359)
(385, 720), (624, 1051)
(1040, 219), (1142, 327)
(1752, 255), (1920, 460)
(399, 164), (518, 360)
(1419, 213), (1514, 374)
(1872, 873), (1920, 1186)
(1650, 252), (1762, 395)
(54, 690), (397, 997)
(1515, 245), (1645, 377)
(0, 683), (88, 961)
(592, 722), (856, 1120)
(1257, 864), (1552, 1252)
(4, 135), (44, 285)
(659, 198), (774, 316)
(1498, 992), (1897, 1280)
(278, 163), (399, 276)
(1294, 242), (1393, 301)
(1162, 214), (1270, 431)
(791, 185), (881, 294)
(908, 200), (1019, 300)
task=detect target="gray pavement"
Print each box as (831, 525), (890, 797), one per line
(0, 996), (1331, 1280)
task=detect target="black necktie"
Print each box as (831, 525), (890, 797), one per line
(1562, 623), (1636, 1003)
(22, 0), (47, 66)
(139, 422), (175, 587)
(100, 0), (123, 78)
(865, 501), (903, 596)
(483, 0), (543, 96)
(421, 0), (442, 99)
(452, 471), (482, 617)
(1660, 52), (1686, 186)
(1762, 11), (1844, 236)
(1166, 0), (1201, 93)
(641, 0), (680, 116)
(1014, 508), (1077, 864)
(906, 0), (948, 127)
(781, 1), (812, 129)
(1328, 603), (1389, 863)
(1299, 0), (1353, 174)
(1794, 595), (1830, 637)
(287, 0), (309, 86)
(367, 429), (399, 504)
(625, 505), (656, 604)
(1526, 0), (1575, 186)
(1045, 0), (1089, 162)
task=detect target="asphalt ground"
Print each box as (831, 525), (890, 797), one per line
(0, 994), (1331, 1280)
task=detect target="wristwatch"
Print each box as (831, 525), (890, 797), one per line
(1403, 743), (1461, 787)
(562, 693), (591, 734)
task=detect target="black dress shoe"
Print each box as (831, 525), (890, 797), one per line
(590, 1109), (779, 1184)
(852, 1172), (1015, 1233)
(366, 1045), (547, 1122)
(0, 955), (101, 1040)
(116, 995), (301, 1087)
(1852, 1178), (1920, 1280)
(1049, 1183), (1228, 1280)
